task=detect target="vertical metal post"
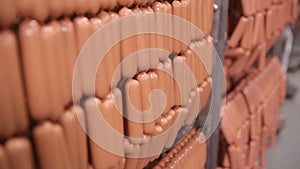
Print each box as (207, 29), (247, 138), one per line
(205, 0), (229, 168)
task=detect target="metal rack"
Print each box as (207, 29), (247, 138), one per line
(269, 26), (294, 72)
(205, 0), (229, 168)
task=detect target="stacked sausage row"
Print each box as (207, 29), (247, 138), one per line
(0, 106), (87, 169)
(0, 0), (214, 35)
(218, 57), (286, 169)
(218, 0), (293, 168)
(224, 0), (297, 91)
(0, 0), (166, 26)
(0, 0), (215, 169)
(152, 129), (207, 169)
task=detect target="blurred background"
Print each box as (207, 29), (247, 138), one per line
(266, 1), (300, 168)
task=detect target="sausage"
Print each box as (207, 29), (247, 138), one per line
(19, 20), (52, 121)
(149, 71), (165, 128)
(0, 0), (17, 27)
(253, 13), (264, 46)
(60, 110), (81, 169)
(92, 12), (111, 99)
(163, 1), (173, 53)
(33, 122), (72, 169)
(14, 0), (32, 18)
(241, 16), (254, 49)
(172, 1), (182, 54)
(41, 21), (65, 120)
(60, 107), (88, 169)
(227, 17), (248, 48)
(126, 79), (144, 141)
(203, 0), (214, 35)
(84, 97), (125, 169)
(145, 6), (159, 67)
(135, 0), (147, 6)
(186, 49), (201, 86)
(75, 0), (89, 15)
(241, 0), (254, 16)
(31, 0), (49, 22)
(74, 16), (94, 97)
(64, 0), (76, 15)
(5, 137), (34, 169)
(173, 56), (187, 106)
(185, 89), (200, 125)
(119, 7), (138, 79)
(60, 18), (78, 103)
(47, 0), (64, 18)
(0, 146), (10, 169)
(0, 30), (28, 137)
(153, 2), (166, 53)
(165, 108), (187, 148)
(88, 0), (100, 14)
(118, 0), (134, 7)
(53, 21), (71, 106)
(225, 47), (245, 57)
(109, 12), (121, 88)
(164, 59), (176, 109)
(190, 0), (198, 39)
(133, 8), (151, 71)
(107, 0), (117, 10)
(137, 72), (155, 135)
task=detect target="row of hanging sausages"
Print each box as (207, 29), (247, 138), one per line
(241, 0), (298, 18)
(0, 85), (211, 169)
(0, 129), (207, 169)
(0, 32), (213, 169)
(228, 0), (297, 49)
(122, 70), (211, 168)
(225, 0), (297, 91)
(0, 0), (215, 140)
(218, 57), (286, 169)
(0, 0), (152, 26)
(152, 129), (207, 169)
(0, 137), (35, 169)
(0, 0), (214, 35)
(0, 106), (88, 169)
(0, 0), (215, 168)
(0, 30), (29, 139)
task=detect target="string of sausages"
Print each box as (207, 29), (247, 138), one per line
(151, 129), (207, 169)
(218, 57), (286, 169)
(219, 1), (292, 168)
(224, 0), (297, 91)
(0, 0), (214, 169)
